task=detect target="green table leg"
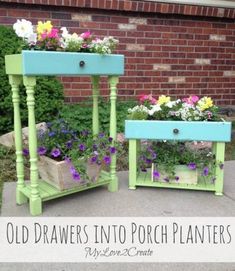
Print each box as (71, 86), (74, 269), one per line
(9, 75), (27, 205)
(23, 76), (42, 215)
(129, 139), (137, 189)
(91, 76), (100, 136)
(214, 142), (225, 196)
(108, 76), (118, 192)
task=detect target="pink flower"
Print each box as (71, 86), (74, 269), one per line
(81, 31), (91, 39)
(48, 28), (59, 39)
(182, 95), (199, 105)
(139, 94), (157, 105)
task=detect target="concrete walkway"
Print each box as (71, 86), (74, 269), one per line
(1, 161), (235, 270)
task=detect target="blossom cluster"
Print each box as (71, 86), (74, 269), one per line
(127, 94), (219, 122)
(13, 19), (118, 53)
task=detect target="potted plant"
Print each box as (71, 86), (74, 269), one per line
(5, 19), (124, 76)
(125, 94), (231, 189)
(23, 119), (117, 191)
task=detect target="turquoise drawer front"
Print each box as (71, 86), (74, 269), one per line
(21, 51), (124, 76)
(125, 120), (232, 142)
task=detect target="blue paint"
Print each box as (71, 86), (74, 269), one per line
(22, 51), (124, 76)
(125, 120), (232, 142)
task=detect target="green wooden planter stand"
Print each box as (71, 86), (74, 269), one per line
(5, 51), (124, 215)
(125, 120), (232, 195)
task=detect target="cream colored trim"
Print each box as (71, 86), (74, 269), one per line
(146, 0), (235, 9)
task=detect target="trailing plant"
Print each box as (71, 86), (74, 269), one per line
(23, 119), (119, 182)
(139, 141), (223, 183)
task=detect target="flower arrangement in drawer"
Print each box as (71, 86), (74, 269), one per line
(127, 94), (225, 185)
(13, 19), (118, 54)
(127, 94), (220, 122)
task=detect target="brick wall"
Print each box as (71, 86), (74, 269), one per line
(1, 0), (235, 105)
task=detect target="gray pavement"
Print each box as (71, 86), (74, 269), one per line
(1, 161), (235, 270)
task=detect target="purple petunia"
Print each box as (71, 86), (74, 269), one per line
(175, 176), (179, 181)
(48, 131), (56, 137)
(219, 163), (224, 170)
(93, 144), (98, 151)
(153, 170), (160, 179)
(202, 167), (209, 176)
(79, 144), (86, 151)
(151, 152), (157, 159)
(187, 162), (197, 170)
(66, 140), (73, 149)
(22, 148), (29, 157)
(108, 137), (113, 142)
(103, 156), (111, 165)
(145, 158), (152, 164)
(109, 147), (116, 154)
(51, 148), (61, 158)
(99, 132), (105, 138)
(37, 146), (47, 156)
(70, 166), (81, 181)
(90, 156), (97, 163)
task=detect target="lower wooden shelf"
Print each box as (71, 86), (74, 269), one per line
(136, 170), (215, 192)
(19, 170), (111, 202)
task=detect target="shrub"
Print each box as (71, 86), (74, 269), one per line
(0, 25), (64, 135)
(59, 100), (136, 134)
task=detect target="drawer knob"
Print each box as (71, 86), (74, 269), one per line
(79, 60), (85, 67)
(173, 128), (179, 134)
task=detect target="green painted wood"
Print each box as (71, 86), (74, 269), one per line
(19, 172), (111, 202)
(214, 142), (225, 196)
(5, 54), (22, 75)
(23, 76), (42, 216)
(6, 52), (123, 215)
(129, 139), (137, 190)
(125, 120), (232, 142)
(91, 76), (100, 136)
(9, 75), (28, 205)
(108, 76), (118, 192)
(7, 51), (124, 76)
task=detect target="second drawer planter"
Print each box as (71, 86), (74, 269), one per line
(125, 120), (232, 195)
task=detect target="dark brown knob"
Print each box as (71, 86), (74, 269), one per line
(173, 128), (179, 134)
(79, 60), (85, 67)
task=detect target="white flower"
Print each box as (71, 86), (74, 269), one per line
(148, 104), (161, 116)
(27, 33), (37, 44)
(61, 27), (69, 39)
(13, 19), (34, 39)
(128, 105), (149, 114)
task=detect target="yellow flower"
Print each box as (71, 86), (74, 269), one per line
(37, 21), (53, 36)
(199, 97), (213, 111)
(157, 95), (171, 106)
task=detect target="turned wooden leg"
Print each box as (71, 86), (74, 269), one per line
(108, 76), (119, 192)
(23, 76), (42, 215)
(91, 76), (100, 136)
(9, 75), (27, 205)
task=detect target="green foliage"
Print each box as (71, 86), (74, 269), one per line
(0, 25), (64, 135)
(59, 100), (136, 133)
